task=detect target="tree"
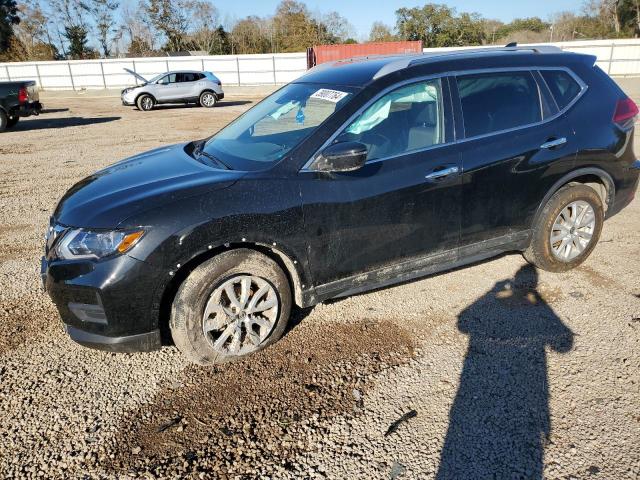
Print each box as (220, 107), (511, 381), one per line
(368, 21), (396, 42)
(272, 0), (330, 51)
(65, 23), (92, 57)
(6, 1), (57, 59)
(145, 0), (189, 51)
(231, 16), (270, 54)
(49, 0), (93, 58)
(88, 0), (119, 57)
(0, 0), (20, 52)
(121, 0), (157, 55)
(395, 3), (485, 47)
(322, 11), (354, 43)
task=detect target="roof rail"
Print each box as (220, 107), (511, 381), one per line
(373, 44), (563, 79)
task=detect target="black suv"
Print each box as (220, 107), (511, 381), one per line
(42, 46), (640, 365)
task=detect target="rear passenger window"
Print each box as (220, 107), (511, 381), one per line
(457, 71), (542, 137)
(540, 70), (582, 110)
(336, 79), (445, 161)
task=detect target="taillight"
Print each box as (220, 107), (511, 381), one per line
(613, 97), (638, 126)
(18, 87), (28, 103)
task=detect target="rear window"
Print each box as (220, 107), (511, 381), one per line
(457, 71), (542, 137)
(540, 70), (582, 110)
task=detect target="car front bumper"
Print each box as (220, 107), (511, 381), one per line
(42, 253), (163, 353)
(121, 90), (136, 106)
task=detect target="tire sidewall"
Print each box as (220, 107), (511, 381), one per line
(0, 110), (7, 132)
(170, 249), (292, 365)
(533, 185), (604, 271)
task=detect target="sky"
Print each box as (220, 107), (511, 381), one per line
(212, 0), (587, 39)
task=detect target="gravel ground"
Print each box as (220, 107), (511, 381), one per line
(0, 85), (639, 479)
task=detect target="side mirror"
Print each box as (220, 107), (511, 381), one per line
(312, 141), (368, 172)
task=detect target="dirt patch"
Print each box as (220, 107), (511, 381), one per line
(107, 318), (416, 477)
(0, 144), (34, 155)
(577, 265), (620, 290)
(0, 299), (59, 354)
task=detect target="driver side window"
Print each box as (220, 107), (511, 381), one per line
(336, 78), (445, 162)
(158, 73), (176, 85)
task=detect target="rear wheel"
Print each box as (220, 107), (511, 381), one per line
(199, 91), (217, 108)
(0, 110), (7, 132)
(170, 249), (292, 365)
(6, 116), (18, 128)
(524, 184), (604, 272)
(136, 94), (154, 111)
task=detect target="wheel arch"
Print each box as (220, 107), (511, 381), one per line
(532, 167), (615, 229)
(135, 91), (156, 105)
(199, 89), (219, 102)
(156, 242), (306, 343)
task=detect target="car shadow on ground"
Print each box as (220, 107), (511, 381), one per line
(40, 108), (70, 114)
(14, 116), (121, 130)
(435, 264), (574, 480)
(148, 100), (253, 111)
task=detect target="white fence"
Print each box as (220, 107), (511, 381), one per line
(1, 39), (640, 91)
(0, 52), (308, 90)
(426, 38), (640, 77)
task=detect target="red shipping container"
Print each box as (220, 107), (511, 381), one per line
(307, 41), (423, 69)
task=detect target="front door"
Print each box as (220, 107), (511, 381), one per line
(153, 73), (179, 101)
(300, 77), (463, 292)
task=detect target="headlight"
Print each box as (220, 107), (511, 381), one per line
(56, 229), (145, 260)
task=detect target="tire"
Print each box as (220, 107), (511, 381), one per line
(199, 91), (217, 108)
(170, 249), (292, 365)
(136, 94), (155, 111)
(524, 184), (604, 272)
(6, 116), (18, 128)
(0, 110), (7, 132)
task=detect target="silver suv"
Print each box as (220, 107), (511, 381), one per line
(121, 69), (224, 111)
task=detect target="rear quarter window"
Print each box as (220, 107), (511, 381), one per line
(540, 70), (582, 110)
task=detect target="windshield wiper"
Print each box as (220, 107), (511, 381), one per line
(193, 141), (233, 170)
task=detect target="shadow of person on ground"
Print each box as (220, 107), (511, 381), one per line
(436, 264), (574, 480)
(14, 116), (120, 131)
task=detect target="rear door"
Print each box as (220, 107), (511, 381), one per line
(300, 77), (463, 291)
(174, 72), (199, 99)
(453, 69), (578, 250)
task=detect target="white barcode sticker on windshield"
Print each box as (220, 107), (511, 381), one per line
(310, 88), (349, 103)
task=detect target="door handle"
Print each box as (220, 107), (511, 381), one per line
(540, 137), (567, 149)
(425, 166), (460, 181)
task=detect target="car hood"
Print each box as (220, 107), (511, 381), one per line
(123, 67), (148, 84)
(54, 143), (244, 228)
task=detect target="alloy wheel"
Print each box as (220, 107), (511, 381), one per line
(202, 275), (279, 356)
(201, 93), (216, 107)
(549, 200), (596, 261)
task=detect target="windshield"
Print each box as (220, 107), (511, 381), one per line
(202, 83), (357, 171)
(147, 73), (164, 84)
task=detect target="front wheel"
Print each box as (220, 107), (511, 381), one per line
(199, 91), (217, 108)
(170, 249), (292, 365)
(524, 184), (604, 272)
(136, 94), (155, 111)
